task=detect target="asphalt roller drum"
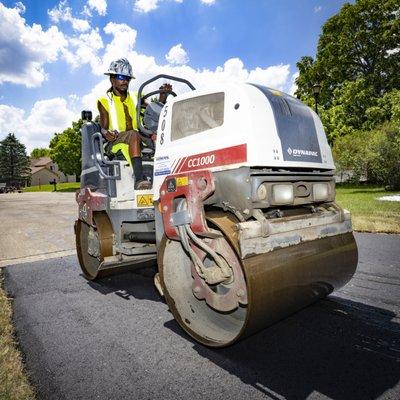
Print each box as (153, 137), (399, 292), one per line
(158, 211), (358, 347)
(75, 212), (114, 280)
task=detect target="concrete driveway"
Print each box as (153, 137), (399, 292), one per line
(0, 192), (76, 266)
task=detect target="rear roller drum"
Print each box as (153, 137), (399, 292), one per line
(75, 212), (113, 280)
(159, 211), (358, 347)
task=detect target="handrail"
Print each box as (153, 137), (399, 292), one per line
(136, 74), (195, 137)
(90, 132), (121, 180)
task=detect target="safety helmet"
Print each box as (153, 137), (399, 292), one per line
(104, 58), (135, 78)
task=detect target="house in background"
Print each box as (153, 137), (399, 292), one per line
(29, 157), (76, 186)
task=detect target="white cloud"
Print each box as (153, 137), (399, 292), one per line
(165, 43), (189, 65)
(0, 98), (77, 152)
(248, 64), (290, 88)
(94, 23), (138, 74)
(0, 2), (67, 87)
(62, 28), (103, 70)
(14, 1), (26, 13)
(288, 71), (299, 95)
(314, 6), (322, 13)
(134, 0), (214, 13)
(0, 12), (294, 150)
(48, 1), (90, 32)
(82, 56), (292, 114)
(134, 0), (159, 13)
(87, 0), (107, 16)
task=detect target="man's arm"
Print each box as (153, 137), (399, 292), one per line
(97, 100), (118, 142)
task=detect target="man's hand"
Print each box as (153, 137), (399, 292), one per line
(151, 133), (157, 142)
(159, 83), (173, 104)
(102, 128), (119, 142)
(159, 83), (172, 93)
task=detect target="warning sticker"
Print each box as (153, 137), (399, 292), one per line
(136, 194), (153, 207)
(176, 176), (188, 187)
(166, 178), (176, 192)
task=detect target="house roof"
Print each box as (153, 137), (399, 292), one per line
(31, 157), (52, 167)
(30, 165), (59, 177)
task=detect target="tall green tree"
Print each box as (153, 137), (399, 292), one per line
(50, 120), (82, 181)
(30, 147), (50, 159)
(296, 0), (400, 108)
(0, 133), (30, 186)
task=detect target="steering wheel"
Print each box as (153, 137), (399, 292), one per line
(136, 74), (195, 138)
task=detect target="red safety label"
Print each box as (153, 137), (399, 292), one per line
(172, 144), (247, 174)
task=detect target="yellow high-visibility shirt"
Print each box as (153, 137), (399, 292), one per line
(97, 91), (139, 131)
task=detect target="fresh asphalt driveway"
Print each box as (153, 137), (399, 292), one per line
(1, 192), (400, 400)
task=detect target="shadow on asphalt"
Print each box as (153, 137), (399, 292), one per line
(86, 265), (162, 302)
(86, 267), (400, 399)
(165, 297), (400, 400)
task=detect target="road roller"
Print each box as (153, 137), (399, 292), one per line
(75, 74), (358, 347)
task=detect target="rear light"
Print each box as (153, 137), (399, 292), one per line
(272, 184), (294, 204)
(313, 183), (329, 201)
(256, 184), (268, 201)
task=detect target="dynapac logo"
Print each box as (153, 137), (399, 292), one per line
(287, 147), (318, 157)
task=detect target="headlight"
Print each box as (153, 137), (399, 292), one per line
(272, 184), (294, 204)
(256, 184), (268, 201)
(313, 183), (329, 201)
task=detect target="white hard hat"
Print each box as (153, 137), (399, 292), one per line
(104, 58), (135, 78)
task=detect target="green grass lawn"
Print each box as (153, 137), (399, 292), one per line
(24, 182), (80, 193)
(336, 185), (400, 233)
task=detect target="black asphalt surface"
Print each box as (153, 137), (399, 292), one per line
(4, 233), (400, 400)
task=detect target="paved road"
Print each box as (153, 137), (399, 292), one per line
(2, 193), (400, 399)
(3, 233), (400, 400)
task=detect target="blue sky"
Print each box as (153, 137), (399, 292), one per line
(0, 0), (352, 152)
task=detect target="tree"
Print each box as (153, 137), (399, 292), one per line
(320, 78), (377, 142)
(0, 133), (30, 187)
(296, 0), (400, 108)
(50, 120), (82, 181)
(30, 147), (50, 159)
(372, 122), (400, 190)
(333, 91), (400, 189)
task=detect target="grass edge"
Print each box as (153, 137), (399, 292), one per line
(0, 269), (36, 400)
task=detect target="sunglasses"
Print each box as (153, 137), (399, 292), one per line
(114, 74), (131, 82)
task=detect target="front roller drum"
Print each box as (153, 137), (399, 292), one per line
(158, 212), (358, 347)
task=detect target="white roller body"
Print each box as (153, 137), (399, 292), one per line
(151, 83), (334, 201)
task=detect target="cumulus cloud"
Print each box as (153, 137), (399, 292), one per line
(134, 0), (212, 13)
(134, 0), (159, 13)
(1, 7), (294, 150)
(165, 43), (189, 65)
(62, 28), (104, 70)
(14, 1), (26, 13)
(288, 71), (299, 96)
(87, 0), (107, 16)
(48, 1), (90, 32)
(0, 3), (67, 87)
(0, 98), (77, 152)
(82, 54), (292, 113)
(248, 64), (290, 88)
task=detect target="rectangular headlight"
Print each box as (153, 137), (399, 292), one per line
(313, 183), (329, 201)
(272, 184), (294, 204)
